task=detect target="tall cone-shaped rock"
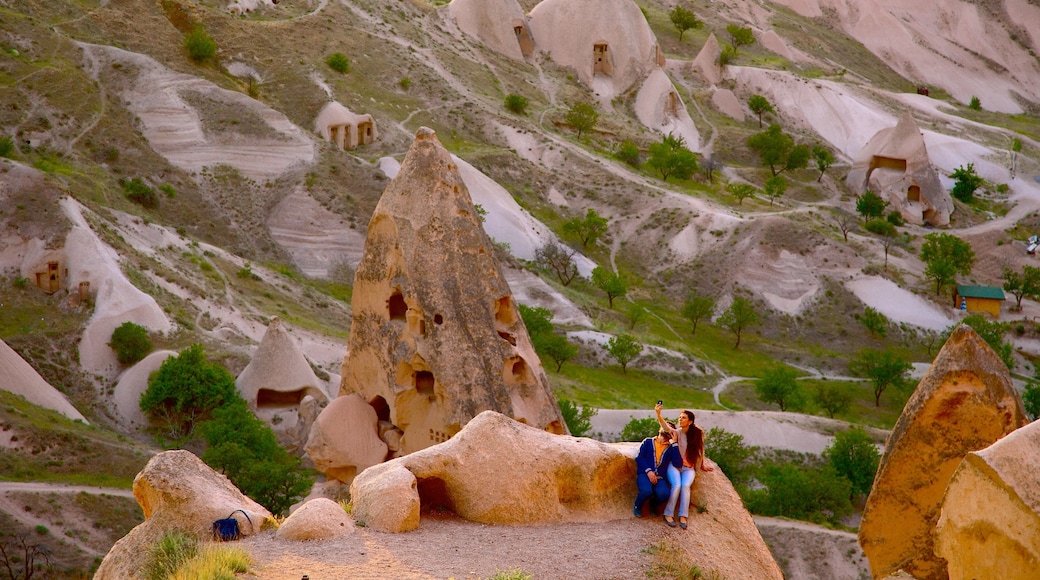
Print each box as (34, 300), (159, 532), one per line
(339, 127), (565, 457)
(859, 325), (1027, 579)
(935, 419), (1040, 579)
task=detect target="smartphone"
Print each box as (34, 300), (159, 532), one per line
(657, 400), (663, 406)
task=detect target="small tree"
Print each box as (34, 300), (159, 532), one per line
(591, 266), (627, 308)
(859, 306), (889, 338)
(920, 232), (975, 295)
(563, 208), (609, 248)
(755, 367), (803, 412)
(726, 24), (755, 51)
(124, 177), (159, 209)
(1022, 381), (1040, 420)
(950, 163), (984, 203)
(968, 95), (982, 111)
(620, 416), (660, 442)
(856, 190), (888, 224)
(764, 174), (787, 206)
(849, 349), (912, 407)
(1002, 265), (1040, 310)
(746, 124), (810, 177)
(542, 333), (579, 371)
(110, 321), (153, 365)
(558, 399), (597, 437)
(824, 427), (880, 499)
(727, 182), (757, 205)
(669, 5), (702, 42)
(566, 102), (598, 138)
(325, 52), (350, 74)
(814, 382), (852, 418)
(812, 144), (834, 182)
(504, 93), (528, 115)
(747, 95), (774, 128)
(534, 241), (580, 286)
(605, 334), (642, 373)
(184, 26), (217, 62)
(718, 295), (759, 349)
(646, 133), (698, 181)
(864, 218), (896, 237)
(704, 427), (757, 490)
(625, 302), (648, 330)
(140, 344), (238, 443)
(615, 139), (641, 167)
(716, 44), (737, 73)
(831, 210), (855, 242)
(518, 304), (554, 337)
(681, 292), (716, 335)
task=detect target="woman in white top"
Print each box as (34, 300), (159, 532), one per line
(655, 403), (713, 529)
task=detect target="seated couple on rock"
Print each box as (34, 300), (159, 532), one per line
(634, 404), (713, 530)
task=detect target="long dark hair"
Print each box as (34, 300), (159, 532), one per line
(680, 410), (703, 467)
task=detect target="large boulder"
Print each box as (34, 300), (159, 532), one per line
(304, 393), (388, 483)
(276, 498), (354, 541)
(859, 326), (1027, 580)
(935, 419), (1040, 579)
(330, 127), (564, 474)
(94, 450), (272, 580)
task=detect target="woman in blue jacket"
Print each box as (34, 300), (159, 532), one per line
(634, 424), (682, 519)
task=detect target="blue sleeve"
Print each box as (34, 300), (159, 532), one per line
(666, 443), (682, 469)
(635, 438), (655, 474)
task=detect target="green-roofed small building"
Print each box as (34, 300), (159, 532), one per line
(953, 285), (1005, 318)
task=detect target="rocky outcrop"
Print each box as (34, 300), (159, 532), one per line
(935, 419), (1040, 579)
(95, 450), (271, 580)
(305, 393), (388, 483)
(859, 326), (1027, 580)
(449, 0), (532, 61)
(845, 111), (952, 226)
(327, 127), (564, 474)
(112, 350), (176, 428)
(276, 498), (353, 541)
(635, 68), (700, 150)
(691, 33), (722, 86)
(0, 338), (86, 422)
(236, 317), (327, 410)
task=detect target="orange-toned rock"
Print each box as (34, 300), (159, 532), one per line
(304, 393), (388, 483)
(276, 498), (353, 541)
(859, 326), (1027, 580)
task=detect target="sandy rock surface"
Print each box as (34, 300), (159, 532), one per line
(276, 498), (354, 541)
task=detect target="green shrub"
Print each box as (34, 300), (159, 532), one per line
(864, 218), (896, 236)
(13, 276), (28, 288)
(824, 427), (880, 499)
(0, 135), (14, 158)
(399, 77), (411, 90)
(885, 211), (904, 226)
(159, 184), (176, 198)
(744, 462), (853, 525)
(619, 416), (659, 442)
(615, 139), (641, 167)
(124, 177), (159, 209)
(169, 545), (250, 580)
(110, 321), (153, 365)
(968, 95), (981, 110)
(140, 344), (238, 444)
(504, 93), (528, 115)
(705, 427), (756, 490)
(1023, 382), (1040, 420)
(558, 399), (597, 437)
(326, 52), (350, 73)
(184, 27), (216, 62)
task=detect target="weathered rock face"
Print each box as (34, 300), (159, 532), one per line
(336, 127), (564, 461)
(0, 338), (86, 422)
(276, 498), (354, 541)
(935, 419), (1040, 579)
(859, 326), (1027, 580)
(95, 450), (271, 580)
(449, 0), (532, 61)
(305, 393), (388, 483)
(845, 111), (952, 226)
(237, 317), (327, 409)
(691, 33), (722, 86)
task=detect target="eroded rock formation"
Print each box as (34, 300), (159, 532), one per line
(935, 419), (1040, 579)
(276, 498), (354, 541)
(305, 393), (389, 483)
(859, 325), (1027, 579)
(0, 338), (86, 422)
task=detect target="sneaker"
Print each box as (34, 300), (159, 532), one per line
(633, 506), (642, 518)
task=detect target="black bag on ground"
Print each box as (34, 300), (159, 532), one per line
(212, 509), (253, 542)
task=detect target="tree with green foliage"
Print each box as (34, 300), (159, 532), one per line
(944, 314), (1013, 370)
(886, 210), (904, 226)
(518, 305), (577, 371)
(646, 133), (699, 182)
(859, 306), (889, 338)
(764, 174), (787, 206)
(824, 427), (880, 499)
(920, 232), (975, 295)
(849, 349), (912, 407)
(855, 190), (888, 224)
(704, 427), (756, 490)
(814, 382), (852, 418)
(864, 218), (896, 237)
(1002, 265), (1040, 310)
(968, 95), (982, 110)
(717, 44), (737, 73)
(0, 135), (14, 159)
(541, 333), (579, 372)
(718, 295), (759, 349)
(747, 95), (773, 128)
(681, 292), (715, 335)
(625, 302), (648, 330)
(755, 367), (803, 412)
(812, 144), (834, 182)
(726, 24), (755, 51)
(605, 334), (641, 374)
(124, 177), (158, 209)
(591, 266), (627, 308)
(669, 5), (702, 42)
(566, 102), (598, 138)
(615, 139), (641, 167)
(110, 321), (153, 365)
(1022, 381), (1040, 420)
(745, 462), (853, 525)
(620, 416), (660, 442)
(727, 182), (757, 205)
(558, 399), (597, 437)
(950, 163), (984, 203)
(200, 399), (312, 515)
(534, 241), (579, 286)
(518, 304), (553, 337)
(184, 27), (216, 62)
(563, 208), (609, 248)
(140, 344), (238, 443)
(504, 94), (528, 115)
(746, 124), (810, 177)
(325, 52), (350, 73)
(831, 210), (855, 242)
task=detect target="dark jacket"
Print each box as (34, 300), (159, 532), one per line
(636, 436), (681, 478)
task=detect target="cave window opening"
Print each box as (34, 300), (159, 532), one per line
(416, 370), (435, 395)
(389, 291), (407, 320)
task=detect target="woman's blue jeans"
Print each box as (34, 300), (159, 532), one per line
(663, 464), (696, 518)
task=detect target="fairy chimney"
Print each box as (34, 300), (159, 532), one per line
(335, 127), (565, 462)
(858, 325), (1027, 580)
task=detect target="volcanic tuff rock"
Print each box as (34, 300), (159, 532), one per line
(236, 316), (328, 409)
(94, 450), (271, 580)
(935, 419), (1040, 579)
(0, 338), (86, 422)
(305, 393), (389, 484)
(276, 498), (354, 541)
(859, 325), (1027, 580)
(334, 127), (564, 460)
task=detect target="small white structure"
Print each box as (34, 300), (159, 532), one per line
(314, 102), (377, 150)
